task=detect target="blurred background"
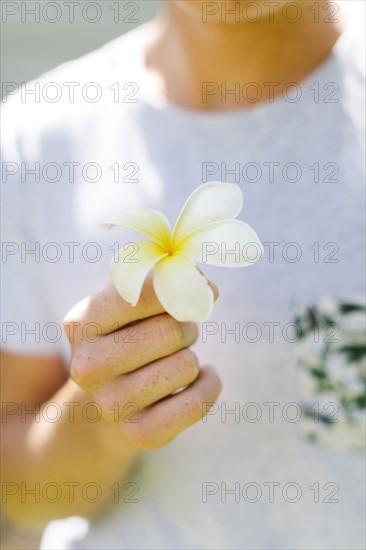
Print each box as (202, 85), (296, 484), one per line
(1, 0), (161, 86)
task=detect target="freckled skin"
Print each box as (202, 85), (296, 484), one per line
(1, 273), (221, 526)
(67, 277), (221, 449)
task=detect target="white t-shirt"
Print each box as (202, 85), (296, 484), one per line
(1, 6), (365, 550)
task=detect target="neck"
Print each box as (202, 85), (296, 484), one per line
(146, 1), (344, 110)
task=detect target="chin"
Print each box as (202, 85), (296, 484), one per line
(171, 1), (286, 24)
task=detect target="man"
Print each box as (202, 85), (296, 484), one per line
(1, 1), (365, 548)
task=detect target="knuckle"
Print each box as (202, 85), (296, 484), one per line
(63, 318), (80, 347)
(63, 297), (91, 342)
(69, 344), (99, 388)
(69, 353), (86, 386)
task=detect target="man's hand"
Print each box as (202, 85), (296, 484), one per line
(1, 274), (221, 526)
(64, 274), (222, 451)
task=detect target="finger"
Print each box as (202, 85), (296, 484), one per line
(70, 314), (198, 386)
(64, 273), (165, 345)
(95, 349), (200, 419)
(123, 366), (222, 450)
(64, 273), (218, 346)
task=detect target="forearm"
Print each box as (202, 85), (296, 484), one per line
(1, 377), (138, 528)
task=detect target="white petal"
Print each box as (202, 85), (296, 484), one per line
(172, 182), (243, 245)
(102, 210), (172, 249)
(180, 220), (263, 267)
(111, 241), (167, 306)
(153, 254), (214, 322)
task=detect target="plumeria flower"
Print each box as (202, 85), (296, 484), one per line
(104, 182), (263, 322)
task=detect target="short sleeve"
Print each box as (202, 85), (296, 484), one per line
(1, 100), (67, 357)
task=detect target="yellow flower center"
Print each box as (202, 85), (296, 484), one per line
(166, 240), (176, 256)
